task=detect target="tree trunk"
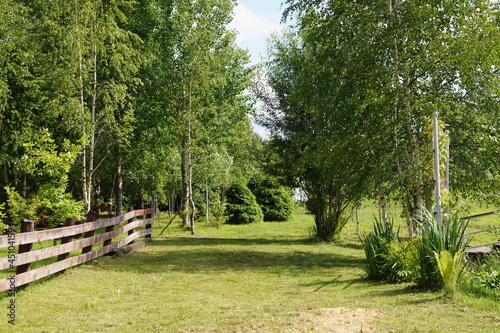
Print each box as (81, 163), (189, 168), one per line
(180, 80), (196, 234)
(205, 178), (209, 223)
(378, 183), (388, 226)
(181, 137), (190, 226)
(21, 172), (27, 198)
(406, 109), (424, 234)
(308, 178), (345, 242)
(83, 0), (99, 214)
(138, 182), (144, 209)
(355, 206), (360, 236)
(2, 167), (8, 190)
(75, 0), (90, 213)
(115, 161), (123, 216)
(388, 0), (422, 235)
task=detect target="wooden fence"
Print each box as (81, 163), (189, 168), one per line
(0, 208), (154, 292)
(462, 211), (500, 248)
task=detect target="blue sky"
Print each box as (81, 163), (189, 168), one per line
(228, 1), (286, 65)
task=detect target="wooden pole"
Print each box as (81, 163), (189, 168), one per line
(57, 218), (76, 273)
(145, 208), (153, 243)
(103, 204), (115, 248)
(16, 219), (35, 276)
(57, 218), (76, 262)
(82, 212), (96, 254)
(127, 207), (135, 244)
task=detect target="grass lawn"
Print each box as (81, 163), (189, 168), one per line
(1, 206), (499, 332)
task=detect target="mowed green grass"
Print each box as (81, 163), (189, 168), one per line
(0, 206), (499, 332)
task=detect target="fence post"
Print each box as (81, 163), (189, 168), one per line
(145, 207), (153, 243)
(16, 219), (35, 281)
(103, 215), (115, 248)
(57, 218), (76, 271)
(127, 207), (135, 244)
(82, 212), (96, 254)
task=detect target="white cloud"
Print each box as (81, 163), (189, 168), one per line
(228, 3), (282, 44)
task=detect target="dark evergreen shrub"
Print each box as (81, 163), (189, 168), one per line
(248, 175), (293, 222)
(224, 181), (263, 224)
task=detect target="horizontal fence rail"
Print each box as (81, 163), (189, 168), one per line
(462, 212), (500, 250)
(0, 208), (154, 292)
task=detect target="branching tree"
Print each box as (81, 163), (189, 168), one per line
(262, 0), (500, 239)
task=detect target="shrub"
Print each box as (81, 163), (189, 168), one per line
(248, 175), (293, 222)
(224, 181), (263, 224)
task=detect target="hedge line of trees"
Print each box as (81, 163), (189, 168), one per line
(0, 0), (267, 233)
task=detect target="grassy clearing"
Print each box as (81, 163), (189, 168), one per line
(1, 206), (499, 332)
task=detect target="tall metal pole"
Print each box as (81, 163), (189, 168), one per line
(445, 130), (450, 191)
(433, 110), (442, 224)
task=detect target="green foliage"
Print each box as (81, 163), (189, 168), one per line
(224, 181), (263, 225)
(22, 129), (80, 182)
(384, 240), (420, 283)
(359, 218), (404, 281)
(4, 130), (83, 227)
(361, 210), (470, 290)
(477, 269), (500, 290)
(248, 175), (293, 222)
(434, 250), (465, 296)
(0, 202), (9, 233)
(271, 0), (500, 236)
(35, 185), (84, 226)
(207, 193), (228, 228)
(4, 186), (36, 223)
(459, 254), (500, 302)
(414, 210), (470, 290)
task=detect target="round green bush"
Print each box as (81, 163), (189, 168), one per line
(224, 181), (263, 224)
(248, 175), (293, 222)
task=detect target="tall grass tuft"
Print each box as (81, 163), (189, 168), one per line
(415, 210), (470, 290)
(359, 217), (399, 280)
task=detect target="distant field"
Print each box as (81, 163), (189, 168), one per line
(1, 205), (498, 332)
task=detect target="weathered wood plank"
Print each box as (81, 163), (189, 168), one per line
(0, 228), (152, 292)
(111, 239), (151, 256)
(57, 218), (76, 264)
(0, 218), (152, 270)
(16, 220), (35, 279)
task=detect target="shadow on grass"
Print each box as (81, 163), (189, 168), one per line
(366, 284), (444, 303)
(100, 238), (366, 276)
(153, 236), (315, 246)
(336, 240), (364, 251)
(298, 275), (388, 291)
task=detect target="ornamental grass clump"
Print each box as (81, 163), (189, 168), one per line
(359, 218), (399, 281)
(361, 209), (470, 291)
(415, 210), (470, 290)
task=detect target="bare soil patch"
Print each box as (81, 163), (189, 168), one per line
(292, 307), (382, 333)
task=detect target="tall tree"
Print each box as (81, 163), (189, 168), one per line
(150, 0), (252, 233)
